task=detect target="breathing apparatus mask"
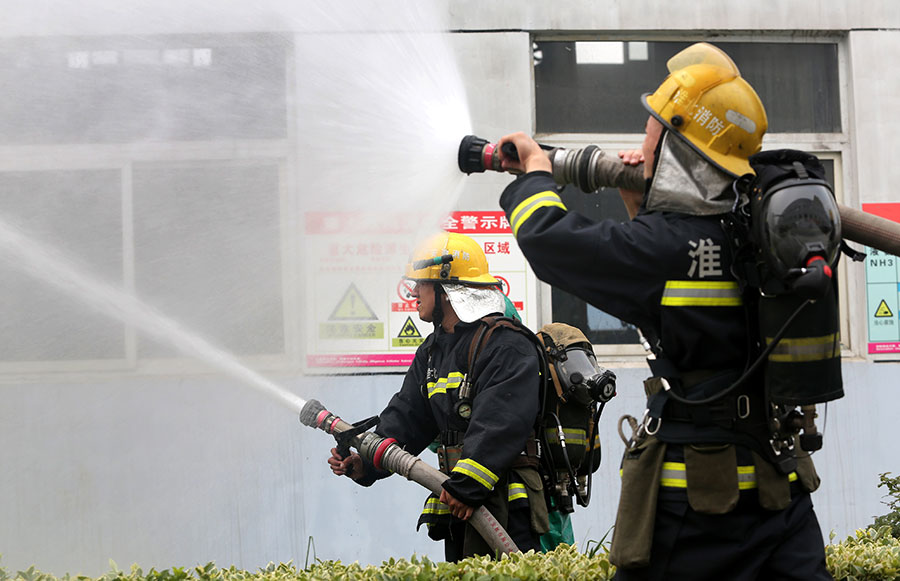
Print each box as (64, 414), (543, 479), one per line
(553, 344), (617, 406)
(743, 159), (841, 300)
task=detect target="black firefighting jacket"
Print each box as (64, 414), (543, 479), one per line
(500, 171), (749, 373)
(358, 319), (541, 508)
(500, 172), (825, 540)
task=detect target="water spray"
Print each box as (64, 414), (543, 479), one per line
(0, 215), (518, 556)
(0, 215), (307, 415)
(458, 135), (900, 257)
(298, 398), (520, 556)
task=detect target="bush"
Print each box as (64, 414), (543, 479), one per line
(3, 533), (900, 581)
(2, 545), (614, 581)
(826, 526), (900, 580)
(871, 472), (900, 538)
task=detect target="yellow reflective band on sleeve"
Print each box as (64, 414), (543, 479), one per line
(765, 333), (841, 363)
(660, 280), (743, 307)
(508, 482), (528, 502)
(452, 458), (500, 490)
(509, 191), (567, 236)
(657, 462), (798, 489)
(421, 497), (450, 515)
(426, 372), (465, 398)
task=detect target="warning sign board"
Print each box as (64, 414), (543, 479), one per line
(318, 283), (384, 340)
(392, 316), (425, 348)
(397, 280), (416, 303)
(864, 203), (900, 355)
(305, 210), (538, 370)
(875, 300), (894, 318)
(329, 284), (378, 320)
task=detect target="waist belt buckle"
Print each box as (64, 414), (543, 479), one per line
(519, 438), (542, 459)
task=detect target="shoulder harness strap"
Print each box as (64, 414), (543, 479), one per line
(461, 316), (549, 424)
(466, 315), (524, 376)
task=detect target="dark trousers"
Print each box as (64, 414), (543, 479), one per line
(615, 491), (832, 581)
(443, 505), (539, 562)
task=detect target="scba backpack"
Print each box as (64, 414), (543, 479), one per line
(726, 149), (847, 407)
(463, 317), (616, 513)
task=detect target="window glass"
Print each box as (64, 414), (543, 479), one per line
(550, 185), (640, 345)
(0, 169), (126, 360)
(0, 34), (288, 144)
(535, 41), (840, 134)
(133, 162), (284, 358)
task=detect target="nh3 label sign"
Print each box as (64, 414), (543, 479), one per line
(864, 203), (900, 355)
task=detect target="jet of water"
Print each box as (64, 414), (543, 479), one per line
(0, 213), (307, 415)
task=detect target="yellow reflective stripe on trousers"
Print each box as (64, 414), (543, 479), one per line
(660, 280), (743, 307)
(422, 497), (450, 515)
(658, 462), (798, 489)
(509, 191), (567, 236)
(765, 333), (841, 362)
(452, 458), (499, 490)
(508, 482), (528, 502)
(426, 372), (465, 398)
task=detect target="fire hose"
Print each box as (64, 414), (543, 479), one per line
(458, 135), (900, 257)
(299, 399), (519, 555)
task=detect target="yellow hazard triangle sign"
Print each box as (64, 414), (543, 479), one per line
(392, 315), (425, 348)
(329, 283), (378, 320)
(398, 316), (422, 338)
(875, 299), (894, 318)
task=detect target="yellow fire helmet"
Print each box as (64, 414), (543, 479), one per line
(404, 231), (500, 286)
(642, 42), (768, 177)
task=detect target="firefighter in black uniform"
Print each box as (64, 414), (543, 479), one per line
(494, 43), (832, 579)
(327, 231), (549, 561)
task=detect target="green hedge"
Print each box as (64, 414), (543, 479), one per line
(826, 527), (900, 581)
(3, 531), (900, 581)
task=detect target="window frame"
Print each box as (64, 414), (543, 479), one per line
(532, 34), (855, 361)
(0, 34), (300, 377)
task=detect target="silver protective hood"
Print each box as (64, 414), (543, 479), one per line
(442, 283), (505, 323)
(645, 131), (736, 216)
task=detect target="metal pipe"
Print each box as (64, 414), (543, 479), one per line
(458, 135), (900, 257)
(299, 399), (519, 555)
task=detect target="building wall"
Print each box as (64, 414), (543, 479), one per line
(1, 1), (899, 576)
